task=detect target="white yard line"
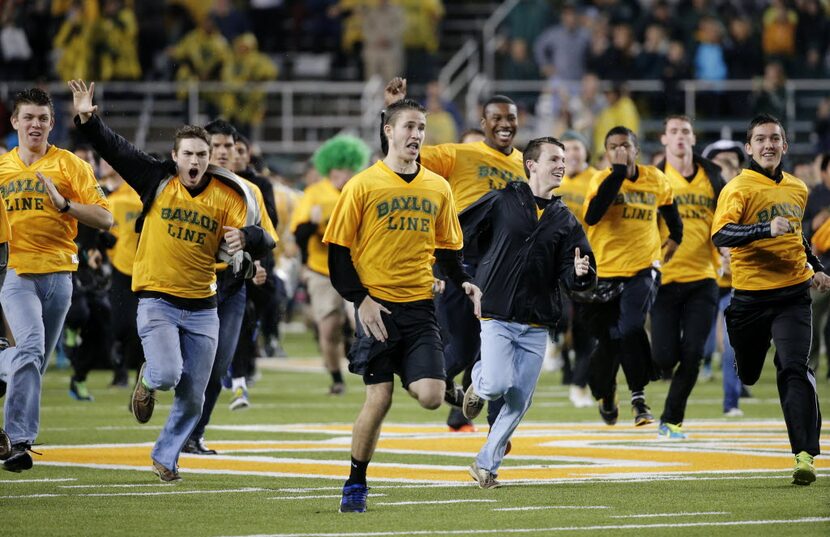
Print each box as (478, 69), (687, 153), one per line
(376, 500), (497, 506)
(217, 517), (830, 537)
(609, 511), (729, 518)
(268, 494), (386, 500)
(493, 506), (610, 511)
(0, 487), (267, 499)
(0, 478), (76, 484)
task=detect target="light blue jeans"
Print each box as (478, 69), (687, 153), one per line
(0, 269), (72, 444)
(472, 319), (547, 475)
(136, 298), (218, 471)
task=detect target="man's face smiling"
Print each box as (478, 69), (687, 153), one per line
(746, 122), (787, 173)
(481, 102), (518, 153)
(12, 104), (53, 153)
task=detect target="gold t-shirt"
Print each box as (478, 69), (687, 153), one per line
(290, 178), (341, 276)
(420, 141), (525, 212)
(0, 146), (109, 274)
(711, 169), (813, 291)
(659, 163), (719, 284)
(584, 165), (673, 278)
(323, 160), (463, 303)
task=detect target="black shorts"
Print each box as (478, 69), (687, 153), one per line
(348, 298), (445, 388)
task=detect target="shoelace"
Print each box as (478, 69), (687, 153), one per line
(12, 444), (43, 456)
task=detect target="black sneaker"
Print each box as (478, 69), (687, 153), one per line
(632, 399), (654, 427)
(598, 396), (618, 426)
(444, 381), (465, 408)
(2, 443), (35, 473)
(182, 437), (217, 455)
(0, 428), (10, 459)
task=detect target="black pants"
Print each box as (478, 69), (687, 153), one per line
(109, 269), (144, 383)
(65, 286), (112, 383)
(652, 279), (719, 424)
(581, 267), (661, 401)
(726, 284), (821, 455)
(566, 299), (593, 388)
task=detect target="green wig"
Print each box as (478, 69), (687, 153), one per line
(312, 135), (371, 177)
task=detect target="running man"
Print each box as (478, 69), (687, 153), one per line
(70, 79), (274, 481)
(323, 98), (480, 513)
(460, 137), (595, 488)
(712, 113), (828, 486)
(0, 87), (112, 472)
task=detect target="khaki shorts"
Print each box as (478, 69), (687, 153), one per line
(306, 269), (347, 324)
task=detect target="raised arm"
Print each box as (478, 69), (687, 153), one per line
(69, 79), (170, 197)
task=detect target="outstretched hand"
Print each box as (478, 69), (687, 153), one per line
(384, 77), (407, 107)
(67, 79), (98, 124)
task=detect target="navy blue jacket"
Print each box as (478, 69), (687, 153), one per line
(460, 181), (596, 327)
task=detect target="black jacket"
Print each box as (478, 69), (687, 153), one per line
(460, 181), (596, 327)
(74, 114), (274, 259)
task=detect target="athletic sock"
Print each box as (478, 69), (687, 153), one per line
(345, 457), (369, 486)
(631, 391), (645, 404)
(231, 377), (247, 391)
(331, 370), (344, 384)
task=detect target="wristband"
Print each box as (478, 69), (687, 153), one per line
(58, 199), (71, 213)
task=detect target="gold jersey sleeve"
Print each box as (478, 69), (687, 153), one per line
(553, 166), (596, 230)
(584, 165), (673, 278)
(107, 181), (143, 276)
(131, 177), (247, 298)
(0, 146), (109, 274)
(322, 160), (463, 303)
(420, 141), (526, 212)
(711, 169), (813, 291)
(659, 163), (719, 284)
(290, 178), (341, 276)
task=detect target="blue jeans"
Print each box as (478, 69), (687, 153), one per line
(472, 319), (547, 475)
(137, 298), (219, 471)
(190, 284), (246, 441)
(0, 269), (72, 444)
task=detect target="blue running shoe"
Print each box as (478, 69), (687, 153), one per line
(657, 422), (687, 440)
(339, 482), (368, 513)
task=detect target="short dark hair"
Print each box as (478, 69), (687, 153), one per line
(235, 133), (251, 150)
(523, 137), (565, 177)
(746, 113), (786, 143)
(663, 114), (694, 130)
(604, 126), (638, 149)
(204, 119), (238, 141)
(13, 87), (54, 119)
(173, 125), (211, 152)
(381, 99), (426, 152)
(482, 95), (516, 117)
(384, 98), (426, 127)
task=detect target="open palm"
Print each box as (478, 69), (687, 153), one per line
(67, 79), (98, 120)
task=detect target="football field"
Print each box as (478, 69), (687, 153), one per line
(2, 332), (829, 537)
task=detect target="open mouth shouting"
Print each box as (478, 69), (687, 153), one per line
(405, 140), (420, 156)
(188, 167), (199, 179)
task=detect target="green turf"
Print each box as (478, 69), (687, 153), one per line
(2, 330), (829, 537)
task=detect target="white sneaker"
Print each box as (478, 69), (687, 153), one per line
(724, 407), (743, 417)
(569, 385), (593, 408)
(229, 387), (250, 411)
